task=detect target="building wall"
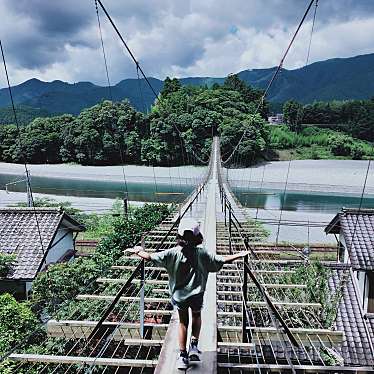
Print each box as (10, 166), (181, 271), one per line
(339, 232), (370, 312)
(356, 271), (369, 312)
(42, 226), (74, 269)
(339, 235), (349, 264)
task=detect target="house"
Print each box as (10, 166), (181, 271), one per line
(325, 208), (374, 314)
(268, 113), (284, 124)
(0, 207), (85, 299)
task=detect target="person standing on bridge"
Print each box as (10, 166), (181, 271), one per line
(126, 217), (249, 370)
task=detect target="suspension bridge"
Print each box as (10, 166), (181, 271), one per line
(4, 137), (373, 373)
(1, 0), (374, 372)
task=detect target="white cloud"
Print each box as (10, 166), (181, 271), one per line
(0, 0), (374, 87)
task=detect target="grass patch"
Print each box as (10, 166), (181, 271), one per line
(269, 125), (374, 160)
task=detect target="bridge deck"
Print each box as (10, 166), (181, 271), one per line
(7, 137), (372, 373)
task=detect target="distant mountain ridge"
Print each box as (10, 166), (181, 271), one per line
(0, 53), (374, 117)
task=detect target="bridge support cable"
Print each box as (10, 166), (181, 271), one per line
(223, 0), (318, 167)
(305, 0), (319, 67)
(215, 137), (361, 371)
(95, 0), (209, 166)
(5, 144), (213, 372)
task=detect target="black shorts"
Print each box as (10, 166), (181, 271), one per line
(171, 293), (204, 311)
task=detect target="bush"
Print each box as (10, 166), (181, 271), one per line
(328, 135), (352, 156)
(350, 145), (364, 160)
(0, 253), (16, 278)
(31, 258), (101, 316)
(0, 294), (40, 356)
(31, 203), (171, 316)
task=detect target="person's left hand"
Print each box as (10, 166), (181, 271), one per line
(124, 246), (143, 255)
(237, 250), (250, 257)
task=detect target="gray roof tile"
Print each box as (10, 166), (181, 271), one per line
(0, 208), (83, 280)
(326, 209), (374, 270)
(330, 267), (374, 366)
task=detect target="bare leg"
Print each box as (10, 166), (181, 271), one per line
(191, 310), (201, 341)
(177, 309), (189, 351)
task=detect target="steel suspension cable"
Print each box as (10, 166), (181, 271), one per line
(305, 0), (318, 67)
(95, 0), (208, 166)
(94, 0), (129, 200)
(95, 0), (113, 101)
(223, 0), (317, 166)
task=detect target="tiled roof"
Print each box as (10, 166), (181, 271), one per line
(325, 208), (374, 270)
(0, 208), (84, 280)
(330, 266), (374, 366)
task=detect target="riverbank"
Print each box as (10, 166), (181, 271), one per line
(226, 159), (374, 195)
(0, 163), (206, 184)
(0, 190), (143, 213)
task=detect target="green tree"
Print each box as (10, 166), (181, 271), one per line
(0, 294), (40, 355)
(283, 100), (304, 133)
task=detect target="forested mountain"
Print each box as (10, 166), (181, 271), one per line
(0, 53), (374, 117)
(0, 76), (269, 166)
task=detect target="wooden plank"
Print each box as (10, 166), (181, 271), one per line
(111, 265), (165, 271)
(217, 284), (307, 291)
(154, 311), (179, 374)
(217, 363), (372, 372)
(218, 326), (344, 344)
(218, 342), (255, 349)
(9, 354), (158, 368)
(216, 300), (322, 308)
(47, 320), (168, 340)
(97, 278), (168, 285)
(76, 295), (170, 303)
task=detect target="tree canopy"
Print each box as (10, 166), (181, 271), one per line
(0, 75), (270, 166)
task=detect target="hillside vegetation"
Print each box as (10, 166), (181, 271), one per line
(270, 125), (374, 160)
(1, 74), (372, 167)
(1, 53), (374, 114)
(0, 75), (269, 166)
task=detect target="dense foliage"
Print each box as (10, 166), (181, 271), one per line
(270, 125), (374, 160)
(0, 294), (40, 356)
(283, 98), (374, 142)
(0, 105), (50, 126)
(0, 253), (16, 278)
(31, 203), (170, 316)
(280, 262), (344, 329)
(0, 75), (270, 166)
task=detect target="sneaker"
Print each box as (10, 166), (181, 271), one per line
(188, 344), (202, 362)
(177, 355), (189, 370)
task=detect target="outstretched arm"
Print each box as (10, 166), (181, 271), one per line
(223, 251), (249, 264)
(125, 246), (152, 261)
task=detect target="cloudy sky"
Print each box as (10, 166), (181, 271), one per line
(0, 0), (374, 87)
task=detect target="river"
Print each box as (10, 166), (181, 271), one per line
(1, 160), (373, 243)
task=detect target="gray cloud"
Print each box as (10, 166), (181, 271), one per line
(0, 0), (373, 86)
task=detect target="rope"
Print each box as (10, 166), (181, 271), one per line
(275, 154), (293, 245)
(0, 41), (45, 251)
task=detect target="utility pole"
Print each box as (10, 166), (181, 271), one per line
(5, 171), (33, 207)
(123, 192), (128, 217)
(25, 171), (33, 207)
